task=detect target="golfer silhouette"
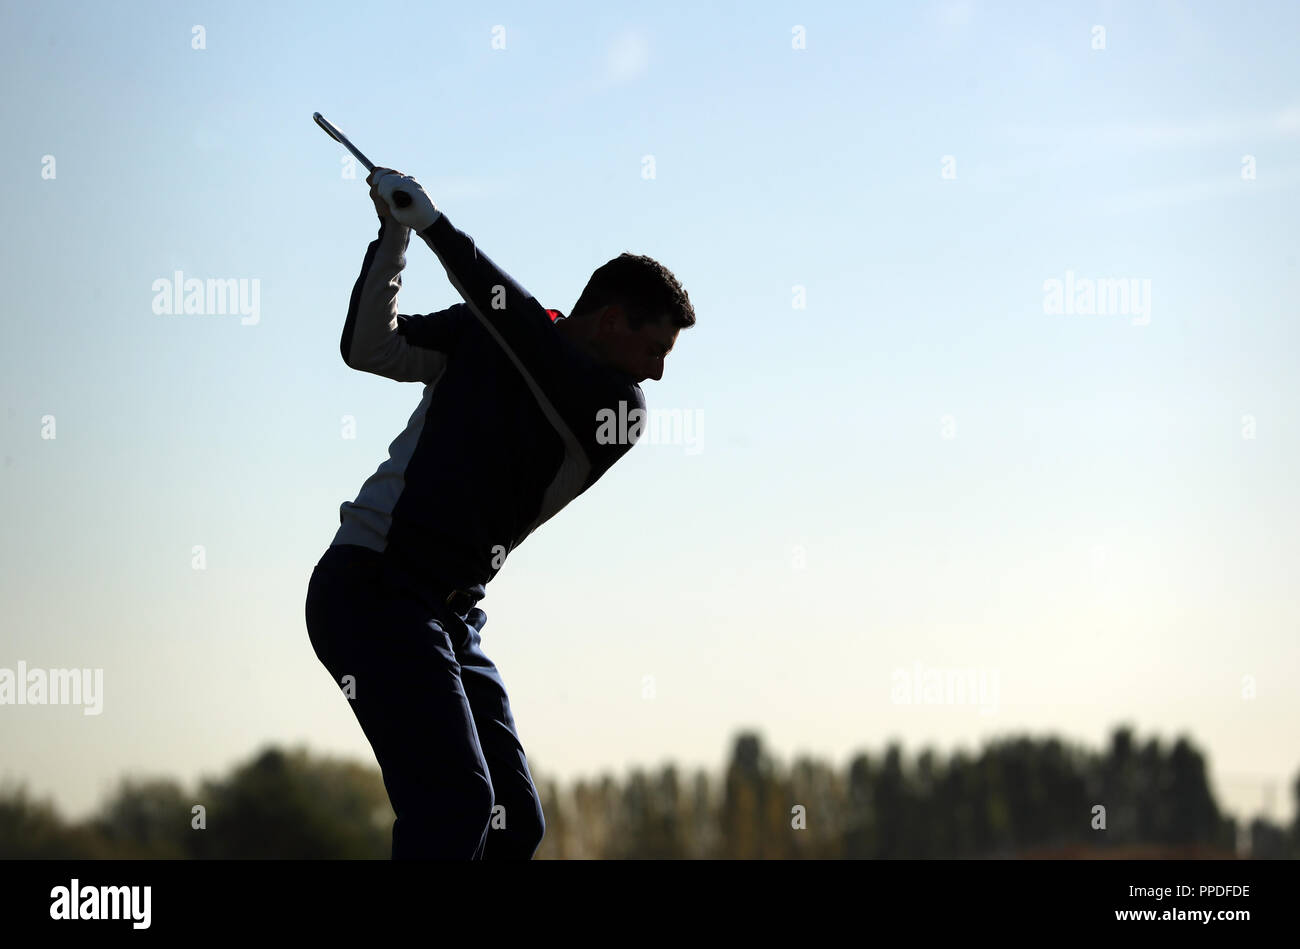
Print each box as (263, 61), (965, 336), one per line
(305, 167), (694, 858)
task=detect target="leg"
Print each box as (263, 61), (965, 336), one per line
(454, 607), (546, 859)
(305, 556), (495, 859)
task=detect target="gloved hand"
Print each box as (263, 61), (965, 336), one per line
(367, 167), (441, 231)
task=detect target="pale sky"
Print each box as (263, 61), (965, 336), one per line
(1, 0), (1297, 828)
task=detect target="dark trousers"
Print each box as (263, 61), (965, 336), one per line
(304, 544), (545, 859)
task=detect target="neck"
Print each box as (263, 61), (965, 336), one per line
(557, 317), (599, 361)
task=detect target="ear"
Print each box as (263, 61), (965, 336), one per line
(598, 303), (622, 333)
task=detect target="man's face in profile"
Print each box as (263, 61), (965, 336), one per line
(593, 305), (679, 383)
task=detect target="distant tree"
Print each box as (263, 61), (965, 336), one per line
(1292, 770), (1300, 858)
(1166, 737), (1220, 845)
(843, 752), (876, 858)
(0, 782), (111, 858)
(722, 732), (774, 859)
(875, 744), (909, 858)
(189, 745), (392, 858)
(91, 777), (190, 858)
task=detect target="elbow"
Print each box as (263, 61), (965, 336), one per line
(340, 334), (364, 371)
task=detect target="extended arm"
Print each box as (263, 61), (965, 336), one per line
(368, 166), (566, 388)
(413, 212), (570, 400)
(371, 170), (622, 470)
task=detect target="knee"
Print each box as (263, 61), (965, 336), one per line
(524, 801), (546, 854)
(395, 768), (496, 826)
(392, 772), (497, 859)
(449, 769), (498, 830)
(487, 794), (545, 858)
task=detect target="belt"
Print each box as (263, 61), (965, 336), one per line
(317, 545), (481, 614)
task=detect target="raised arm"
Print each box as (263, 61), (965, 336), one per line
(412, 214), (569, 385)
(368, 167), (569, 390)
(415, 212), (652, 490)
(371, 169), (640, 474)
(339, 218), (465, 384)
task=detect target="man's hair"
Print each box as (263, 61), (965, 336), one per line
(570, 253), (696, 331)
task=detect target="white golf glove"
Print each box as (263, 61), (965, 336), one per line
(375, 170), (441, 231)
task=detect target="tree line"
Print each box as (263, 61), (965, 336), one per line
(2, 725), (1295, 859)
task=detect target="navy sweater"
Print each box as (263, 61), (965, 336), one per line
(331, 213), (646, 600)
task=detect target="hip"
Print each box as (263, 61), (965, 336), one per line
(310, 543), (486, 628)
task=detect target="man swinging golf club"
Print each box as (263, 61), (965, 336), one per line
(304, 166), (695, 859)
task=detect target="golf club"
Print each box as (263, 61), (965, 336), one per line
(313, 111), (411, 207)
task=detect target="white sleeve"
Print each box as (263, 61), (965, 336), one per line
(340, 218), (451, 385)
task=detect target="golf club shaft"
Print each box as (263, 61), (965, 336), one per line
(313, 112), (411, 207)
